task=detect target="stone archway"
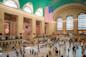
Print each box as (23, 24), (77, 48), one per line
(52, 3), (86, 34)
(53, 3), (86, 21)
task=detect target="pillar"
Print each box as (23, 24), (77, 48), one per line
(17, 15), (23, 36)
(0, 8), (4, 34)
(32, 18), (36, 39)
(74, 15), (78, 34)
(63, 17), (66, 34)
(41, 20), (45, 35)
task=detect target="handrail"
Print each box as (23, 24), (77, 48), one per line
(0, 35), (22, 41)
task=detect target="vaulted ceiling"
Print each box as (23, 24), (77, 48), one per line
(0, 0), (86, 12)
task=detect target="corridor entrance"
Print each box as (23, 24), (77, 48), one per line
(4, 13), (17, 36)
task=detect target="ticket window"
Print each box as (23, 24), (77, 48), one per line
(4, 13), (17, 36)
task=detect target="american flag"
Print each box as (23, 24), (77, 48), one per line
(44, 6), (53, 23)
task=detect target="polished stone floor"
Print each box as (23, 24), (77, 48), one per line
(0, 36), (85, 57)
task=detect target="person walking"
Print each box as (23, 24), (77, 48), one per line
(83, 48), (86, 57)
(30, 49), (31, 54)
(7, 54), (9, 57)
(46, 54), (48, 57)
(75, 44), (82, 57)
(16, 50), (18, 56)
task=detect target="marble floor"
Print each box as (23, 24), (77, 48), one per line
(0, 38), (84, 57)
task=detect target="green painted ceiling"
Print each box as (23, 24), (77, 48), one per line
(0, 0), (3, 2)
(0, 0), (86, 12)
(18, 0), (86, 12)
(19, 0), (53, 12)
(51, 0), (86, 10)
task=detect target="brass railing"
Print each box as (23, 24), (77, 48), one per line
(0, 35), (23, 52)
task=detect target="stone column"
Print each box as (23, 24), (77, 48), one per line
(17, 15), (23, 36)
(0, 8), (4, 35)
(32, 18), (36, 39)
(41, 20), (45, 35)
(63, 17), (66, 34)
(74, 15), (78, 34)
(48, 23), (51, 35)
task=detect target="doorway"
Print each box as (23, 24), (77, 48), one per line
(45, 23), (49, 35)
(36, 21), (41, 35)
(4, 13), (17, 36)
(23, 18), (32, 40)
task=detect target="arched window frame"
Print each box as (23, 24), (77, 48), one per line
(23, 2), (33, 14)
(3, 0), (18, 8)
(57, 17), (63, 30)
(66, 16), (74, 30)
(35, 8), (43, 16)
(78, 13), (86, 30)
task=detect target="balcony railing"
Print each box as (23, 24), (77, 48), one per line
(0, 35), (23, 52)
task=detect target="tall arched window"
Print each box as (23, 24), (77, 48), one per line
(35, 8), (43, 16)
(3, 0), (18, 8)
(57, 17), (63, 30)
(78, 13), (86, 30)
(66, 16), (74, 30)
(23, 3), (33, 14)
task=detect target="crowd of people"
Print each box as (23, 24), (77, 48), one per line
(24, 35), (86, 57)
(51, 35), (86, 57)
(0, 34), (86, 57)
